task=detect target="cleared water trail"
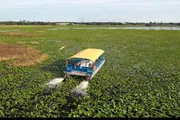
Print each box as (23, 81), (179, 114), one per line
(72, 81), (89, 96)
(45, 78), (64, 88)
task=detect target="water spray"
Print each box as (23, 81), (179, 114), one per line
(45, 78), (64, 88)
(72, 81), (89, 96)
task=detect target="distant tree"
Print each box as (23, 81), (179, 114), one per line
(169, 22), (174, 25)
(68, 22), (73, 25)
(145, 24), (151, 26)
(118, 22), (122, 25)
(132, 23), (136, 25)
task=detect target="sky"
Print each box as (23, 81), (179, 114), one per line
(0, 0), (180, 22)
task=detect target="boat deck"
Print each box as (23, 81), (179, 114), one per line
(64, 60), (105, 78)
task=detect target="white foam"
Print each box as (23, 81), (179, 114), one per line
(72, 81), (89, 96)
(46, 78), (64, 88)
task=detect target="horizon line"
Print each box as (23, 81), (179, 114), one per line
(0, 20), (179, 23)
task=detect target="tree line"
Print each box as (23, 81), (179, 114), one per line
(0, 20), (179, 26)
(0, 20), (56, 25)
(0, 21), (128, 25)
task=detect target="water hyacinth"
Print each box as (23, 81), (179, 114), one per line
(0, 25), (180, 118)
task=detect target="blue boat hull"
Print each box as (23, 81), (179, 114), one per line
(64, 59), (105, 80)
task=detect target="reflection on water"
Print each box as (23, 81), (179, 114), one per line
(119, 27), (180, 30)
(49, 26), (180, 30)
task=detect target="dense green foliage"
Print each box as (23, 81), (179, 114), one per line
(0, 26), (180, 118)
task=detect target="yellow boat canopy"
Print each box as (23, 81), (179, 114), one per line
(68, 48), (104, 62)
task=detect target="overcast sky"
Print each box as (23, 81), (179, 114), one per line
(0, 0), (179, 22)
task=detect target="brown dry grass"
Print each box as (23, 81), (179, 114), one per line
(0, 32), (40, 37)
(0, 43), (48, 66)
